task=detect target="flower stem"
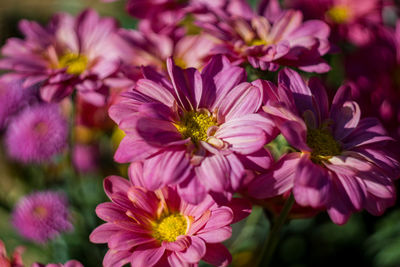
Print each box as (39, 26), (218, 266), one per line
(258, 194), (295, 267)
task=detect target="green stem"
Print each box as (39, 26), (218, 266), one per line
(258, 194), (295, 267)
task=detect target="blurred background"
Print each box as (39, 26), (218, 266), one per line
(0, 0), (400, 267)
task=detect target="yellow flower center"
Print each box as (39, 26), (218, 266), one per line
(152, 213), (188, 242)
(326, 5), (350, 24)
(58, 52), (88, 75)
(306, 128), (341, 163)
(248, 38), (268, 46)
(32, 205), (48, 219)
(175, 111), (217, 143)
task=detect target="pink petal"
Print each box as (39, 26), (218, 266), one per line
(176, 236), (206, 264)
(197, 226), (232, 243)
(178, 175), (208, 205)
(200, 207), (233, 231)
(293, 156), (331, 208)
(130, 244), (165, 267)
(247, 153), (300, 199)
(109, 231), (154, 251)
(103, 249), (132, 267)
(202, 243), (232, 267)
(103, 176), (130, 199)
(89, 223), (120, 243)
(114, 136), (161, 163)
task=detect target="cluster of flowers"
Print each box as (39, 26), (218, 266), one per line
(0, 0), (399, 266)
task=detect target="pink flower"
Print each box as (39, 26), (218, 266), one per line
(0, 240), (24, 267)
(12, 191), (72, 243)
(285, 0), (384, 45)
(31, 260), (83, 267)
(72, 144), (99, 173)
(119, 29), (217, 73)
(5, 104), (68, 163)
(90, 162), (251, 267)
(248, 68), (400, 225)
(345, 22), (400, 138)
(197, 6), (331, 72)
(109, 55), (277, 204)
(0, 9), (123, 106)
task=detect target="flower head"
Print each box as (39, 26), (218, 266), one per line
(109, 55), (277, 204)
(248, 68), (400, 224)
(12, 191), (72, 243)
(0, 9), (123, 106)
(197, 7), (331, 72)
(90, 162), (251, 267)
(5, 104), (68, 163)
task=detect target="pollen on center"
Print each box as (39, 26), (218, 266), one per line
(58, 52), (88, 75)
(152, 213), (188, 242)
(306, 127), (341, 163)
(175, 111), (217, 143)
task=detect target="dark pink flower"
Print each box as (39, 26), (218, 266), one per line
(285, 0), (384, 45)
(12, 191), (72, 243)
(0, 240), (24, 267)
(0, 9), (123, 106)
(248, 68), (400, 225)
(90, 162), (251, 267)
(197, 6), (331, 72)
(31, 260), (83, 267)
(5, 104), (68, 163)
(72, 144), (99, 173)
(109, 55), (277, 204)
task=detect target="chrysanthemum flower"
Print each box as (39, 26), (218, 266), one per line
(12, 191), (72, 243)
(248, 68), (400, 224)
(0, 9), (123, 106)
(5, 104), (68, 163)
(32, 260), (83, 267)
(285, 0), (383, 45)
(109, 55), (277, 204)
(0, 75), (36, 129)
(90, 162), (251, 267)
(197, 7), (331, 72)
(0, 240), (24, 267)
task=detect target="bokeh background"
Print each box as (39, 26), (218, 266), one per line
(0, 0), (400, 267)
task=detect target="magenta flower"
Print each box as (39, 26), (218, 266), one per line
(12, 191), (72, 243)
(285, 0), (383, 45)
(248, 68), (400, 225)
(90, 162), (251, 267)
(5, 104), (68, 163)
(197, 7), (331, 72)
(31, 260), (83, 267)
(109, 55), (277, 204)
(72, 144), (99, 173)
(0, 9), (123, 106)
(0, 75), (35, 129)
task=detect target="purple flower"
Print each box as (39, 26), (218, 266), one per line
(248, 68), (400, 224)
(109, 55), (277, 204)
(90, 162), (251, 267)
(0, 75), (36, 129)
(0, 9), (123, 106)
(197, 4), (331, 72)
(5, 104), (68, 163)
(72, 144), (99, 173)
(12, 191), (72, 243)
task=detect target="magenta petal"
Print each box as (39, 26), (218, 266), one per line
(143, 149), (192, 190)
(130, 244), (165, 266)
(95, 202), (128, 223)
(103, 176), (130, 200)
(335, 174), (366, 211)
(197, 226), (232, 243)
(226, 198), (252, 224)
(178, 175), (208, 205)
(280, 120), (310, 151)
(200, 207), (233, 231)
(103, 249), (132, 267)
(136, 79), (175, 107)
(176, 236), (206, 264)
(215, 113), (276, 154)
(109, 231), (153, 251)
(114, 136), (161, 163)
(217, 83), (263, 122)
(326, 178), (353, 225)
(248, 153), (300, 199)
(293, 156), (331, 208)
(236, 148), (274, 173)
(127, 187), (158, 215)
(162, 236), (191, 252)
(167, 252), (186, 267)
(331, 100), (361, 140)
(202, 243), (232, 267)
(89, 223), (120, 243)
(195, 155), (231, 192)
